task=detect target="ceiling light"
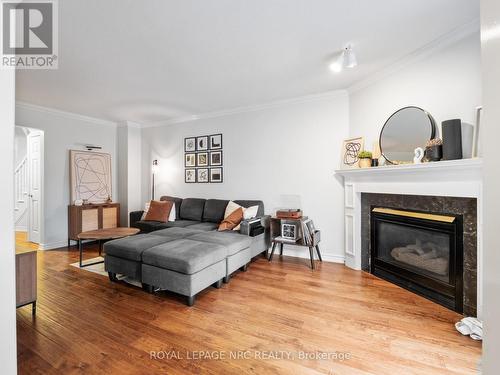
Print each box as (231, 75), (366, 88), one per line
(329, 45), (358, 73)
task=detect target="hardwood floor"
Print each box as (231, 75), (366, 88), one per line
(17, 245), (481, 374)
(15, 231), (39, 252)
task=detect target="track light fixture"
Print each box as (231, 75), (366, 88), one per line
(329, 45), (358, 73)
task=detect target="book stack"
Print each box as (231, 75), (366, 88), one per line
(302, 219), (316, 246)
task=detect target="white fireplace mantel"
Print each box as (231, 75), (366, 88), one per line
(334, 158), (483, 316)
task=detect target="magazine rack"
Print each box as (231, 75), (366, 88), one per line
(268, 216), (322, 269)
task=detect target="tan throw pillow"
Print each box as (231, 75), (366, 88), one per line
(144, 200), (173, 222)
(218, 207), (243, 231)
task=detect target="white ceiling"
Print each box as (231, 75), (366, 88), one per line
(16, 0), (479, 125)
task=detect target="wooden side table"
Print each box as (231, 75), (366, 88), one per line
(16, 248), (37, 314)
(268, 217), (322, 269)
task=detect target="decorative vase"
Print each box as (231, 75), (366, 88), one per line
(359, 158), (372, 168)
(425, 145), (443, 162)
(371, 159), (379, 167)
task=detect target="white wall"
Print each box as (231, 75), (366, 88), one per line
(480, 0), (500, 371)
(349, 33), (482, 152)
(0, 69), (18, 374)
(15, 105), (118, 249)
(117, 122), (143, 225)
(141, 92), (349, 262)
(14, 127), (27, 167)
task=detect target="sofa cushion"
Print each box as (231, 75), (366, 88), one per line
(153, 227), (205, 238)
(104, 234), (174, 261)
(142, 239), (227, 274)
(187, 222), (219, 231)
(156, 220), (200, 229)
(160, 196), (183, 218)
(233, 200), (265, 217)
(202, 199), (229, 223)
(218, 207), (243, 231)
(133, 220), (165, 233)
(180, 198), (206, 221)
(144, 200), (173, 222)
(190, 231), (252, 256)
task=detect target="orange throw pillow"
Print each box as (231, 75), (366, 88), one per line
(144, 200), (173, 223)
(218, 207), (243, 231)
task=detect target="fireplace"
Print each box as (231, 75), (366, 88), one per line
(371, 207), (463, 312)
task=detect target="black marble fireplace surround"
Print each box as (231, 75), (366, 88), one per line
(361, 193), (477, 316)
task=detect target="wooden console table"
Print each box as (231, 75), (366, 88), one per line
(68, 203), (120, 247)
(268, 216), (322, 269)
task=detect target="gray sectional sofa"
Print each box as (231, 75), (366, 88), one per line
(103, 196), (270, 306)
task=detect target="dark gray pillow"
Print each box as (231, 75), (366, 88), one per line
(203, 199), (229, 223)
(179, 198), (206, 221)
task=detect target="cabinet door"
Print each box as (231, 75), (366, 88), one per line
(82, 208), (99, 232)
(16, 252), (37, 307)
(102, 206), (118, 229)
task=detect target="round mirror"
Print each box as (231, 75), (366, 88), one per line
(379, 106), (436, 164)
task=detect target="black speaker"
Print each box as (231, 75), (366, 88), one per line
(442, 119), (463, 160)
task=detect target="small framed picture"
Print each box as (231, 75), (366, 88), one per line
(281, 223), (297, 241)
(209, 134), (222, 149)
(197, 152), (209, 167)
(197, 168), (209, 183)
(185, 153), (196, 167)
(210, 167), (223, 183)
(185, 169), (196, 183)
(340, 136), (365, 169)
(197, 136), (209, 151)
(210, 151), (223, 166)
(185, 137), (196, 152)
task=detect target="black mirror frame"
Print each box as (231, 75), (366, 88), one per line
(379, 106), (437, 165)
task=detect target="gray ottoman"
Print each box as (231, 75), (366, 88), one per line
(141, 239), (227, 306)
(104, 234), (177, 281)
(189, 231), (252, 282)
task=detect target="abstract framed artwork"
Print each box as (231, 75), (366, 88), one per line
(185, 169), (196, 183)
(197, 152), (209, 167)
(69, 150), (112, 203)
(196, 136), (209, 151)
(340, 137), (365, 169)
(210, 151), (222, 166)
(209, 134), (222, 149)
(185, 153), (196, 167)
(185, 137), (196, 152)
(210, 167), (223, 183)
(197, 168), (209, 183)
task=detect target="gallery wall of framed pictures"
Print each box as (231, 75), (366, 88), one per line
(184, 134), (223, 183)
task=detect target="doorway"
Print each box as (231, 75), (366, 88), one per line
(14, 126), (44, 249)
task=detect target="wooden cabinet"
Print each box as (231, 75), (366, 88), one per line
(16, 249), (37, 314)
(68, 203), (120, 245)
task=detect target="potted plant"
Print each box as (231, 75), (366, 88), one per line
(358, 151), (372, 168)
(425, 138), (443, 162)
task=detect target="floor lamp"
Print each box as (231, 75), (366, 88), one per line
(152, 159), (158, 200)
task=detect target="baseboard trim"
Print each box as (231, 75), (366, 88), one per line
(39, 240), (68, 250)
(280, 247), (345, 264)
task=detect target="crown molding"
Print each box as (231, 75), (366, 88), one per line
(142, 90), (348, 128)
(15, 101), (118, 127)
(347, 18), (480, 94)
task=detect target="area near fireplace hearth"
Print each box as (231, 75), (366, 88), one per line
(335, 158), (482, 317)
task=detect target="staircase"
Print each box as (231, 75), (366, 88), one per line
(15, 157), (28, 229)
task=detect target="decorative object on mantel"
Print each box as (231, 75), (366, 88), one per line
(358, 151), (372, 168)
(413, 147), (425, 164)
(442, 119), (463, 160)
(371, 141), (382, 166)
(424, 138), (443, 162)
(379, 106), (436, 165)
(184, 134), (223, 183)
(340, 136), (364, 169)
(70, 150), (112, 204)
